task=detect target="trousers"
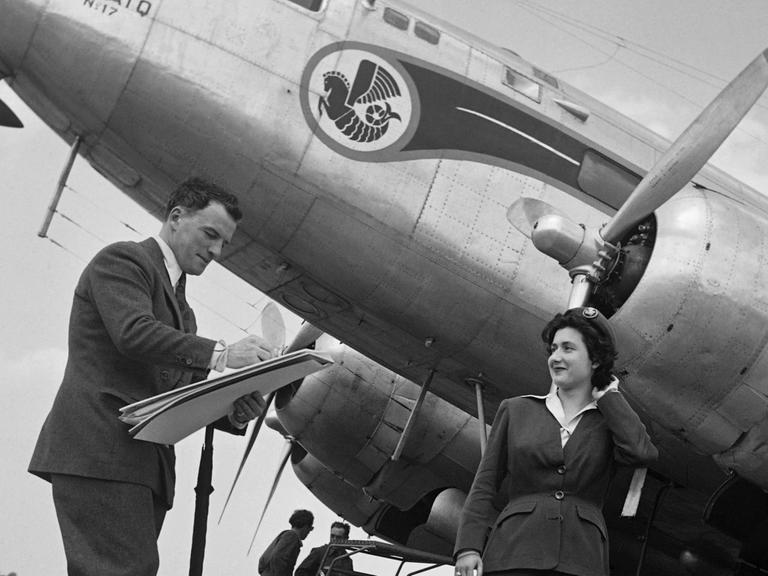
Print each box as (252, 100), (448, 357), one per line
(52, 474), (167, 576)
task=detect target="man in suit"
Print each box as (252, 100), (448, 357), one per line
(294, 521), (353, 576)
(29, 178), (276, 576)
(259, 510), (315, 576)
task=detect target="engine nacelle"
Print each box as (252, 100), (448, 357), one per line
(612, 184), (768, 488)
(275, 335), (483, 510)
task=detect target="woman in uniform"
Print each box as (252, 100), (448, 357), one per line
(454, 307), (657, 576)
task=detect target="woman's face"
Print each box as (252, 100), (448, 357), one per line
(548, 327), (597, 391)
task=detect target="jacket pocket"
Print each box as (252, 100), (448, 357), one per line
(495, 499), (537, 527)
(575, 503), (607, 541)
(483, 500), (539, 565)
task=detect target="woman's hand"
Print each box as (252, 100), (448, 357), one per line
(455, 550), (483, 576)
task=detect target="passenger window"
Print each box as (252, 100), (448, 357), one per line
(383, 7), (409, 30)
(503, 67), (541, 102)
(534, 68), (559, 89)
(286, 0), (324, 11)
(414, 21), (440, 45)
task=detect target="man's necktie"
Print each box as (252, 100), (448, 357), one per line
(175, 273), (191, 332)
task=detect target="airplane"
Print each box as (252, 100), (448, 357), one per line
(1, 0), (767, 574)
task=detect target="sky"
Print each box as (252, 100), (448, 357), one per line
(1, 1), (767, 575)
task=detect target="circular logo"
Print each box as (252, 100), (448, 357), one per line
(582, 307), (599, 319)
(301, 45), (416, 157)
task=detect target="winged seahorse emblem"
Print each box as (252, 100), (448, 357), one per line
(318, 59), (402, 143)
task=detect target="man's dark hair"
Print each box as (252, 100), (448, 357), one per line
(541, 310), (617, 389)
(289, 509), (314, 529)
(330, 521), (350, 538)
(164, 177), (243, 222)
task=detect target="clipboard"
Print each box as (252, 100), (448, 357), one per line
(119, 349), (332, 444)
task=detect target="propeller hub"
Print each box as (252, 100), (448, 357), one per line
(531, 214), (610, 272)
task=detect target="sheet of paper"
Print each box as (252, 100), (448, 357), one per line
(119, 349), (332, 445)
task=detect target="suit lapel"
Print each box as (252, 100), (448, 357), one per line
(140, 238), (185, 331)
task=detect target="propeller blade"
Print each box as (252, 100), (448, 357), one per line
(247, 437), (293, 555)
(601, 47), (768, 244)
(220, 316), (320, 523)
(261, 302), (286, 352)
(506, 198), (566, 238)
(217, 391), (276, 524)
(285, 322), (323, 353)
(0, 98), (22, 128)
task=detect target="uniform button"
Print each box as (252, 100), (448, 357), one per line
(557, 465), (566, 475)
(185, 358), (193, 366)
(554, 490), (565, 500)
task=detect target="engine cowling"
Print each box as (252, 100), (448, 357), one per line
(611, 185), (768, 488)
(275, 335), (483, 509)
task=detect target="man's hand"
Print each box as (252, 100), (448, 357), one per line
(230, 392), (267, 428)
(227, 334), (276, 368)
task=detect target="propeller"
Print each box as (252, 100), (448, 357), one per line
(261, 301), (287, 353)
(0, 98), (22, 128)
(246, 436), (294, 554)
(218, 303), (323, 523)
(507, 47), (768, 308)
(600, 47), (768, 246)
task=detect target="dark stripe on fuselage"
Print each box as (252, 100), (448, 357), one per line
(400, 60), (584, 191)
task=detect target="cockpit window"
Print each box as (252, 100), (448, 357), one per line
(286, 0), (324, 11)
(503, 67), (541, 102)
(383, 7), (409, 30)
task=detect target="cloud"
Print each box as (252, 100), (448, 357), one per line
(590, 85), (768, 195)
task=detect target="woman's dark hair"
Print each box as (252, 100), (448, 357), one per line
(289, 509), (314, 529)
(541, 310), (617, 389)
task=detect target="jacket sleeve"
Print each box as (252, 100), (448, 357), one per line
(597, 390), (658, 466)
(294, 546), (322, 576)
(453, 399), (511, 556)
(83, 242), (217, 370)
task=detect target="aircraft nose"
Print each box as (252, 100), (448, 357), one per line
(0, 0), (44, 76)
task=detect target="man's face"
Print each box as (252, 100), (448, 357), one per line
(167, 201), (237, 275)
(329, 527), (347, 542)
(300, 523), (314, 540)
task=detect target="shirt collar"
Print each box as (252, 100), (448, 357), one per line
(154, 235), (183, 288)
(521, 384), (597, 426)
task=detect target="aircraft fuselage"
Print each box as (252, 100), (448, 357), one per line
(3, 0), (768, 502)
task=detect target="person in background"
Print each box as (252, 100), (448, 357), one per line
(295, 521), (353, 576)
(29, 178), (276, 576)
(259, 509), (316, 576)
(453, 307), (658, 576)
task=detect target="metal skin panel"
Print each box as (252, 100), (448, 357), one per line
(613, 187), (768, 476)
(291, 450), (383, 527)
(23, 0), (152, 134)
(0, 0), (44, 75)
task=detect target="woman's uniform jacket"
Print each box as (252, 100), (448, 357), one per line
(29, 238), (241, 508)
(454, 391), (658, 576)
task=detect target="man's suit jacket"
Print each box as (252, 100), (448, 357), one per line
(294, 544), (353, 576)
(29, 238), (229, 507)
(259, 530), (302, 576)
(454, 392), (658, 576)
